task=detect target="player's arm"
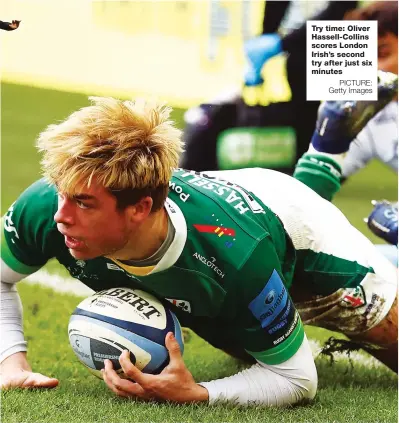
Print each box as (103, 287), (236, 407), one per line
(102, 237), (316, 405)
(0, 20), (20, 30)
(244, 1), (357, 86)
(199, 237), (317, 406)
(1, 179), (59, 389)
(294, 71), (398, 201)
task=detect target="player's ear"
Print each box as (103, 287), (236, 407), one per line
(126, 197), (153, 223)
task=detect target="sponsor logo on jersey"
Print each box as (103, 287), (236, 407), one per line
(193, 224), (235, 238)
(341, 286), (366, 308)
(192, 252), (225, 279)
(193, 213), (237, 248)
(265, 290), (275, 304)
(169, 181), (190, 202)
(363, 293), (379, 318)
(268, 299), (291, 334)
(107, 263), (124, 272)
(248, 270), (289, 329)
(273, 311), (299, 346)
(166, 298), (192, 313)
(3, 202), (20, 243)
(175, 169), (265, 215)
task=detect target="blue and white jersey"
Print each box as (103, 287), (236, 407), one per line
(342, 101), (398, 178)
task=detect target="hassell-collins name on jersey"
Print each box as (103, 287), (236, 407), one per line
(172, 169), (265, 215)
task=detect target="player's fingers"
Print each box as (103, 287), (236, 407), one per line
(27, 374), (59, 389)
(102, 363), (143, 398)
(101, 369), (131, 398)
(1, 372), (59, 390)
(102, 367), (153, 400)
(119, 351), (152, 387)
(165, 332), (182, 366)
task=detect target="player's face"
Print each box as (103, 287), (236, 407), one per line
(54, 181), (134, 260)
(378, 33), (398, 75)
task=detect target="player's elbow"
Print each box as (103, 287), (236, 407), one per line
(276, 334), (318, 404)
(291, 338), (318, 402)
(299, 356), (318, 401)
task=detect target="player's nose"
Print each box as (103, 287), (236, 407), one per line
(54, 198), (75, 225)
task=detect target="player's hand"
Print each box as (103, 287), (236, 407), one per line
(311, 70), (398, 154)
(365, 200), (398, 246)
(9, 20), (21, 29)
(244, 34), (282, 86)
(102, 332), (208, 403)
(1, 369), (59, 390)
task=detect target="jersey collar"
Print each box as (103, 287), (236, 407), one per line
(150, 198), (187, 274)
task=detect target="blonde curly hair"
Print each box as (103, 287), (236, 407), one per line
(37, 96), (184, 210)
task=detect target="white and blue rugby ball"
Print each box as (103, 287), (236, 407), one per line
(68, 287), (184, 378)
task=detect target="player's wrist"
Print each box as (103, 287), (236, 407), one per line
(192, 384), (209, 402)
(0, 351), (31, 373)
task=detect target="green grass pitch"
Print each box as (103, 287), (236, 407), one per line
(1, 82), (397, 423)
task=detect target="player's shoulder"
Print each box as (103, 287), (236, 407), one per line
(170, 168), (271, 239)
(5, 177), (58, 227)
(169, 169), (288, 270)
(16, 177), (57, 208)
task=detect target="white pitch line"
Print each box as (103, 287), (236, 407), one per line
(24, 269), (94, 297)
(24, 270), (383, 368)
(308, 339), (383, 368)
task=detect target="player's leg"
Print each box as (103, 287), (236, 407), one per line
(289, 202), (398, 372)
(350, 295), (397, 371)
(375, 244), (398, 267)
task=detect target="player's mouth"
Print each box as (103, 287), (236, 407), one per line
(65, 235), (85, 250)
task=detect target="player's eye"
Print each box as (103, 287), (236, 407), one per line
(76, 200), (89, 209)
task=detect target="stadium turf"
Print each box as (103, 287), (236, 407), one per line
(1, 82), (397, 423)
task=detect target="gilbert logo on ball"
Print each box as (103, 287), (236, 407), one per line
(68, 287), (184, 378)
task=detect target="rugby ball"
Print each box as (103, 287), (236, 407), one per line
(68, 287), (184, 378)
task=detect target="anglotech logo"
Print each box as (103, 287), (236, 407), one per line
(192, 252), (225, 278)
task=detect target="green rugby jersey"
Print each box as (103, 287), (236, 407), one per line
(2, 169), (304, 365)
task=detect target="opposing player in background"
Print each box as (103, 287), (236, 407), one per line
(0, 19), (21, 31)
(295, 1), (398, 264)
(180, 1), (358, 173)
(1, 90), (397, 403)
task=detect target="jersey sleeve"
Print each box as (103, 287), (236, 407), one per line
(234, 236), (305, 365)
(1, 179), (59, 275)
(293, 152), (342, 201)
